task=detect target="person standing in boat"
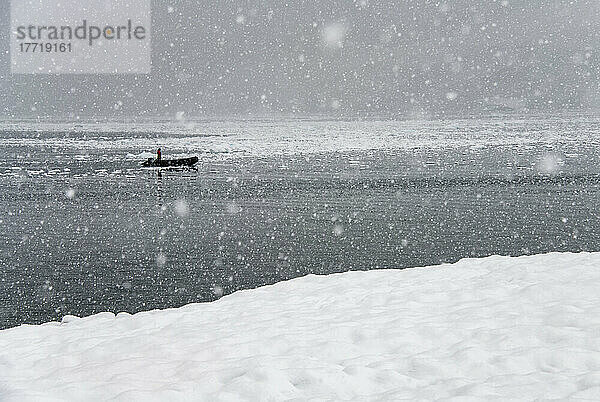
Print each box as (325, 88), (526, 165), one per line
(157, 148), (162, 163)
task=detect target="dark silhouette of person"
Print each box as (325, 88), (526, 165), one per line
(157, 148), (162, 163)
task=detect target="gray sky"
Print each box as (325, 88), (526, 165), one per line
(1, 0), (599, 118)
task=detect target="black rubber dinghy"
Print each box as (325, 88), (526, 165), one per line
(142, 156), (199, 167)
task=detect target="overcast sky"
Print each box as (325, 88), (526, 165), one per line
(0, 0), (599, 119)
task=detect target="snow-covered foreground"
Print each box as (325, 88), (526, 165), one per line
(1, 253), (600, 400)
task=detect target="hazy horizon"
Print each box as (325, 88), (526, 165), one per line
(1, 0), (599, 119)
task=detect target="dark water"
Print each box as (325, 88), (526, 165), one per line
(1, 117), (600, 328)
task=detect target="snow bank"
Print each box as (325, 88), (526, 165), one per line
(1, 252), (600, 400)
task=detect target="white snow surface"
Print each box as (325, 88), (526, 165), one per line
(2, 252), (600, 400)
